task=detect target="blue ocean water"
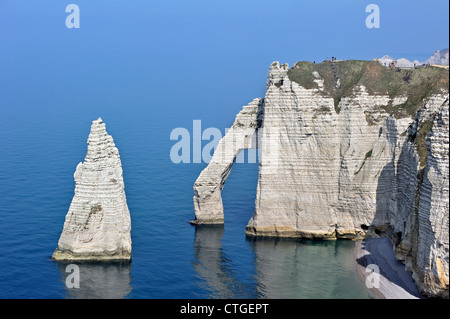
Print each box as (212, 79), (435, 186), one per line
(0, 0), (405, 299)
(0, 107), (376, 299)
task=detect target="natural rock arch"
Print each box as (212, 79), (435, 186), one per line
(191, 98), (263, 224)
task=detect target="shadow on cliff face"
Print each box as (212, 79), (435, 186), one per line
(370, 162), (396, 237)
(56, 261), (132, 298)
(363, 121), (437, 297)
(366, 117), (400, 239)
(192, 225), (258, 298)
(355, 238), (423, 298)
(354, 114), (428, 297)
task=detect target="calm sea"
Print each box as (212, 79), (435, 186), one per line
(0, 107), (377, 299)
(0, 0), (380, 299)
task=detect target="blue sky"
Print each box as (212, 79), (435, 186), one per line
(0, 0), (448, 127)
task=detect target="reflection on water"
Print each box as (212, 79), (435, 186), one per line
(57, 261), (132, 299)
(52, 229), (376, 299)
(192, 226), (377, 299)
(248, 237), (376, 299)
(192, 225), (259, 298)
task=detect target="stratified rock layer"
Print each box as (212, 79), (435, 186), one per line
(193, 60), (449, 298)
(53, 118), (131, 261)
(414, 103), (449, 297)
(192, 98), (263, 224)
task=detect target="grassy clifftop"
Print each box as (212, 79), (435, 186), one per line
(287, 60), (449, 118)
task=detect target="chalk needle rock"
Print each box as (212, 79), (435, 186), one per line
(53, 118), (131, 261)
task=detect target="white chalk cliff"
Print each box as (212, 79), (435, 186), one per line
(397, 102), (449, 298)
(425, 48), (449, 66)
(377, 48), (449, 67)
(192, 98), (263, 224)
(192, 60), (449, 298)
(53, 118), (131, 261)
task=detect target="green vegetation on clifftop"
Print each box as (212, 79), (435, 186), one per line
(288, 60), (449, 118)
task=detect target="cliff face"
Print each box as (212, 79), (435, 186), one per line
(192, 98), (263, 224)
(192, 60), (449, 297)
(413, 103), (449, 297)
(378, 48), (449, 68)
(425, 48), (449, 66)
(53, 118), (131, 261)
